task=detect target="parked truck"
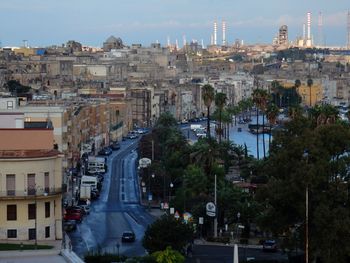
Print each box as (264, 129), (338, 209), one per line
(79, 185), (91, 200)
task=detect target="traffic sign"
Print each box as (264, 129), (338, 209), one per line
(206, 202), (216, 217)
(174, 211), (180, 219)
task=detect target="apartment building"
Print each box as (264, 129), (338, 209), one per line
(0, 127), (63, 241)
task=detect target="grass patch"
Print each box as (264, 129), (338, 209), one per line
(0, 243), (53, 250)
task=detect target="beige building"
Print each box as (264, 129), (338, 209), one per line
(0, 128), (63, 241)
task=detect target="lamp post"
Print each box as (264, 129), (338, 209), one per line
(236, 212), (241, 243)
(169, 182), (174, 203)
(148, 173), (155, 211)
(303, 150), (309, 263)
(34, 187), (37, 249)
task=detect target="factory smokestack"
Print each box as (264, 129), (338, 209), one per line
(222, 20), (226, 46)
(214, 21), (217, 45)
(306, 12), (312, 47)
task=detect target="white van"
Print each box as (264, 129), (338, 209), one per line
(81, 175), (98, 189)
(88, 156), (106, 173)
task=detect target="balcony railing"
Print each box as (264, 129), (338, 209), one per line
(0, 187), (62, 198)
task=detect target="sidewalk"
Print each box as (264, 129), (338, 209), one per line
(193, 238), (263, 249)
(0, 238), (83, 263)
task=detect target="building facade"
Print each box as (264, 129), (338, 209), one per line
(0, 128), (63, 241)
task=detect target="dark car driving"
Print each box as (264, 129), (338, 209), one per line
(121, 231), (136, 242)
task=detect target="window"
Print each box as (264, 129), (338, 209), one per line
(45, 202), (50, 218)
(45, 226), (50, 238)
(44, 172), (50, 193)
(7, 205), (17, 221)
(7, 229), (17, 238)
(6, 174), (15, 196)
(27, 174), (35, 195)
(7, 101), (13, 109)
(28, 204), (36, 220)
(28, 229), (36, 240)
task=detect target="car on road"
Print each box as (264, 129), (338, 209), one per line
(263, 240), (277, 252)
(63, 220), (77, 232)
(121, 231), (136, 242)
(110, 142), (121, 150)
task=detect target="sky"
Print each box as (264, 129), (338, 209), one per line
(0, 0), (349, 48)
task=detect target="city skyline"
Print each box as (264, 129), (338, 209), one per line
(0, 0), (349, 47)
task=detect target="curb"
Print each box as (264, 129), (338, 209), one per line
(194, 239), (262, 249)
(0, 248), (61, 258)
(61, 249), (85, 263)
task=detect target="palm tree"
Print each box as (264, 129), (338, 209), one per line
(252, 88), (269, 159)
(307, 78), (313, 107)
(214, 92), (227, 143)
(266, 103), (279, 149)
(202, 84), (215, 139)
(294, 79), (301, 90)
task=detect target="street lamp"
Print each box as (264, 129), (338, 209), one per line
(169, 182), (174, 202)
(148, 173), (155, 211)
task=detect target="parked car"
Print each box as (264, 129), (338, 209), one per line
(127, 133), (138, 139)
(121, 231), (136, 242)
(91, 189), (100, 200)
(78, 205), (91, 215)
(65, 206), (85, 215)
(263, 240), (277, 252)
(98, 147), (112, 156)
(63, 220), (77, 232)
(64, 212), (83, 223)
(110, 142), (121, 150)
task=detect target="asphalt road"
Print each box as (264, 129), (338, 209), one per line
(68, 138), (156, 258)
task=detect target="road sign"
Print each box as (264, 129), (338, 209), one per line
(148, 194), (153, 201)
(206, 202), (216, 217)
(199, 217), (204, 224)
(174, 211), (180, 219)
(170, 207), (175, 214)
(163, 202), (169, 209)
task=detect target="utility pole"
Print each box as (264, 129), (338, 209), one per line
(306, 186), (309, 263)
(214, 174), (218, 238)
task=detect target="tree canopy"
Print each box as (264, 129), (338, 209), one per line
(142, 215), (194, 254)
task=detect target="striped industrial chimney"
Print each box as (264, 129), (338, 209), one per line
(214, 21), (217, 45)
(306, 12), (312, 47)
(222, 20), (226, 46)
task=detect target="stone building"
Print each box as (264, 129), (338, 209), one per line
(0, 126), (63, 241)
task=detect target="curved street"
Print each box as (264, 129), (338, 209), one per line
(68, 139), (156, 258)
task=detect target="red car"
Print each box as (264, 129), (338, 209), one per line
(64, 212), (83, 223)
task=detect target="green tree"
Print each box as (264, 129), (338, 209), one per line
(214, 92), (227, 143)
(152, 246), (185, 263)
(202, 84), (215, 139)
(265, 103), (279, 147)
(258, 120), (350, 263)
(5, 80), (31, 95)
(143, 215), (194, 254)
(307, 78), (313, 107)
(252, 88), (269, 159)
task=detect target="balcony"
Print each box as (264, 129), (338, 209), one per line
(0, 187), (62, 200)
